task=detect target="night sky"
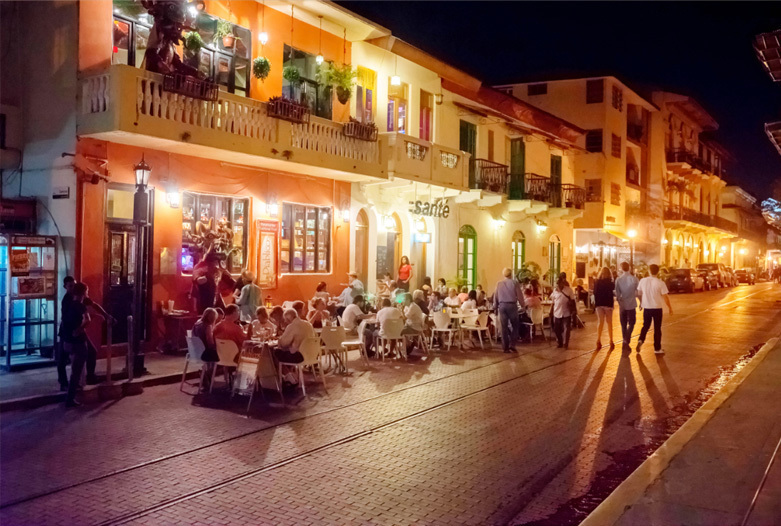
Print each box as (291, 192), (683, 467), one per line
(339, 1), (781, 200)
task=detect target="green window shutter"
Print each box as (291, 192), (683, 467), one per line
(509, 139), (525, 200)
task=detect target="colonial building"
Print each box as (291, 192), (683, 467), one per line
(719, 186), (770, 270)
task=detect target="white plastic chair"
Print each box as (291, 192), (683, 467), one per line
(278, 337), (328, 400)
(342, 318), (370, 367)
(212, 339), (240, 393)
(523, 307), (550, 344)
(377, 318), (406, 361)
(320, 325), (348, 374)
(460, 311), (492, 349)
(431, 311), (457, 351)
(181, 336), (207, 393)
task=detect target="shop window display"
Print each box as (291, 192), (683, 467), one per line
(181, 192), (249, 275)
(280, 204), (331, 273)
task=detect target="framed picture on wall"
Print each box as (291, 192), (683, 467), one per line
(255, 220), (279, 289)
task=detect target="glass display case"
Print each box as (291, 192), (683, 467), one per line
(1, 235), (58, 369)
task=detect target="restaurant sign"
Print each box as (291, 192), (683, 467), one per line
(408, 199), (450, 219)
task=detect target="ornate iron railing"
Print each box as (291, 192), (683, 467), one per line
(472, 158), (509, 193)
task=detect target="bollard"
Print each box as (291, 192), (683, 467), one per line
(105, 318), (113, 385)
(127, 315), (134, 383)
(98, 316), (122, 400)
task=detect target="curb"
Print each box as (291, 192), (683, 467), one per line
(580, 336), (780, 526)
(0, 370), (201, 414)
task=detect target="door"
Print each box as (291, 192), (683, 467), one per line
(105, 222), (137, 344)
(509, 138), (526, 199)
(550, 154), (562, 207)
(460, 120), (477, 188)
(355, 209), (369, 286)
(458, 225), (477, 290)
(549, 235), (561, 283)
(419, 90), (433, 141)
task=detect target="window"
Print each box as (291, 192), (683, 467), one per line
(356, 67), (376, 124)
(111, 5), (152, 68)
(420, 90), (433, 141)
(549, 235), (561, 283)
(283, 45), (331, 119)
(458, 225), (477, 290)
(611, 133), (622, 158)
(612, 85), (623, 111)
(585, 129), (603, 153)
(512, 231), (526, 275)
(585, 179), (602, 201)
(280, 204), (331, 273)
(387, 80), (408, 133)
(610, 183), (621, 206)
(528, 83), (547, 96)
(586, 79), (604, 104)
(181, 192), (249, 275)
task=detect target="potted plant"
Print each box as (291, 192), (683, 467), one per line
(282, 65), (301, 86)
(267, 95), (310, 124)
(182, 31), (204, 66)
(252, 57), (271, 81)
(214, 19), (236, 48)
(317, 62), (356, 104)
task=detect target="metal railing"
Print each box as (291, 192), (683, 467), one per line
(472, 158), (509, 193)
(524, 173), (551, 202)
(664, 204), (738, 233)
(561, 184), (587, 209)
(665, 149), (713, 174)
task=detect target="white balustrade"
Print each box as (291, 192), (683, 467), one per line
(81, 74), (110, 114)
(292, 117), (379, 164)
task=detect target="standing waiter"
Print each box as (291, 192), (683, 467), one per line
(493, 268), (525, 353)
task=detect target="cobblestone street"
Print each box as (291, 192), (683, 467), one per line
(2, 283), (780, 525)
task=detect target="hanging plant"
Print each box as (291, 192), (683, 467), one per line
(183, 31), (205, 53)
(214, 19), (236, 48)
(317, 62), (356, 104)
(282, 65), (301, 85)
(252, 57), (271, 81)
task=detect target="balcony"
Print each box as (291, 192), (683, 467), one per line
(383, 133), (470, 191)
(507, 173), (586, 218)
(627, 123), (644, 143)
(561, 184), (587, 209)
(78, 65), (384, 182)
(471, 159), (509, 194)
(664, 204), (737, 234)
(666, 149), (714, 176)
(524, 173), (552, 202)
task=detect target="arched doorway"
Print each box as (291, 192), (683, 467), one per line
(549, 234), (561, 282)
(512, 230), (526, 276)
(355, 209), (369, 286)
(377, 213), (402, 280)
(458, 225), (477, 289)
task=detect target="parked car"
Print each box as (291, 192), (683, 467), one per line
(698, 269), (719, 291)
(735, 268), (756, 285)
(696, 263), (729, 288)
(666, 268), (704, 293)
(724, 266), (739, 287)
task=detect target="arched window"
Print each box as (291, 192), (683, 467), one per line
(458, 225), (477, 289)
(549, 234), (561, 282)
(512, 230), (526, 275)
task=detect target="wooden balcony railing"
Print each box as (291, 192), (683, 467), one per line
(472, 158), (509, 193)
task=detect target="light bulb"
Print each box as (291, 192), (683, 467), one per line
(188, 5), (198, 17)
(316, 54), (324, 65)
(259, 32), (268, 45)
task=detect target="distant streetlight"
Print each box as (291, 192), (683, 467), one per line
(627, 229), (637, 271)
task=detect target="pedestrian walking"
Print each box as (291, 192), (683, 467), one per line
(61, 282), (92, 407)
(493, 268), (525, 353)
(594, 267), (615, 349)
(615, 262), (640, 351)
(550, 276), (575, 349)
(636, 264), (673, 354)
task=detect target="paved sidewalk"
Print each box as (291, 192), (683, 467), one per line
(608, 339), (781, 525)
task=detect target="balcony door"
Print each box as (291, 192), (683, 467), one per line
(549, 234), (561, 283)
(509, 139), (525, 199)
(460, 120), (477, 188)
(550, 155), (562, 207)
(419, 90), (433, 141)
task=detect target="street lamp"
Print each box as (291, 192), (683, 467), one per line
(131, 155), (151, 377)
(627, 229), (637, 272)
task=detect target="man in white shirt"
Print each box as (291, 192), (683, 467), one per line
(342, 295), (370, 334)
(636, 264), (673, 354)
(401, 293), (425, 334)
(275, 309), (316, 363)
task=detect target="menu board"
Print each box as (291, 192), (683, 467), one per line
(255, 220), (278, 289)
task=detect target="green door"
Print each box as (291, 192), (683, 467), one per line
(458, 225), (477, 290)
(512, 231), (526, 276)
(460, 120), (477, 188)
(549, 237), (561, 283)
(550, 154), (562, 207)
(509, 138), (525, 200)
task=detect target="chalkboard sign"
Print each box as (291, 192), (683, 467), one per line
(576, 261), (586, 279)
(376, 245), (388, 278)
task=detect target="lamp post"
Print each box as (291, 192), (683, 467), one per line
(627, 229), (637, 272)
(132, 155), (151, 376)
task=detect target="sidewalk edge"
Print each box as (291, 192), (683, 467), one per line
(580, 336), (781, 526)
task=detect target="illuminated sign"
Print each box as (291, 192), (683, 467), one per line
(414, 233), (432, 243)
(409, 199), (450, 218)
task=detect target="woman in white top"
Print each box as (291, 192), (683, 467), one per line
(443, 288), (461, 308)
(460, 290), (478, 312)
(549, 277), (575, 349)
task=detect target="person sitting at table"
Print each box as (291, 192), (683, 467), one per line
(313, 281), (331, 304)
(269, 306), (286, 336)
(307, 298), (330, 329)
(213, 304), (247, 362)
(192, 308), (219, 362)
(457, 286), (469, 303)
(235, 271), (262, 323)
(401, 293), (426, 354)
(252, 307), (276, 339)
(274, 308), (316, 364)
(369, 298), (403, 357)
(421, 277), (433, 297)
(388, 280), (403, 303)
(461, 290), (478, 311)
(292, 301), (307, 321)
(413, 289), (429, 315)
(436, 278), (448, 296)
(475, 284), (487, 307)
(342, 295), (371, 334)
(444, 288), (461, 308)
(428, 291), (444, 313)
(524, 287), (542, 310)
(215, 307), (225, 324)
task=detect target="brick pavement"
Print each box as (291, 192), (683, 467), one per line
(1, 284), (779, 526)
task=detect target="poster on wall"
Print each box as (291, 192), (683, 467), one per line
(15, 276), (46, 297)
(255, 220), (279, 289)
(11, 248), (30, 275)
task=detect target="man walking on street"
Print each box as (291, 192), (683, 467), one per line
(493, 268), (525, 353)
(636, 264), (673, 355)
(615, 262), (639, 351)
(62, 283), (92, 407)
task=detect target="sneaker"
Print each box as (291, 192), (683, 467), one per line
(654, 348), (665, 355)
(636, 340), (643, 353)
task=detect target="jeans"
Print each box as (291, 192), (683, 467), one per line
(553, 316), (571, 347)
(58, 339), (97, 388)
(619, 309), (637, 343)
(639, 308), (663, 350)
(65, 341), (88, 403)
(498, 303), (520, 351)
